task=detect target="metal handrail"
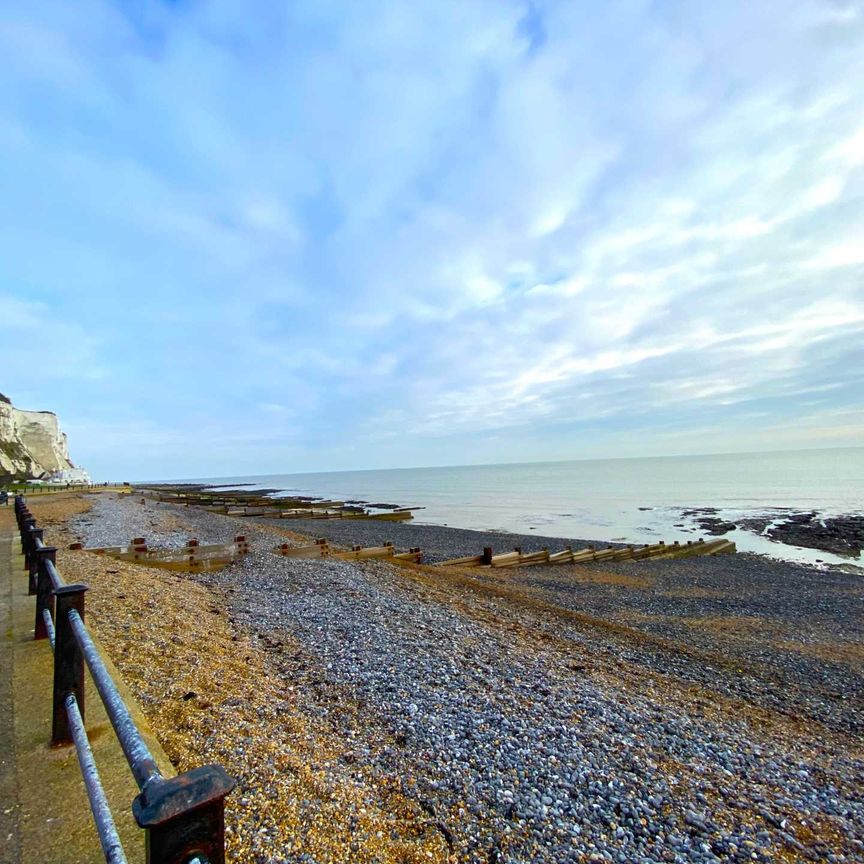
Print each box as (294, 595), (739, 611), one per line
(39, 564), (127, 864)
(42, 608), (56, 649)
(68, 609), (163, 791)
(65, 693), (128, 864)
(45, 555), (64, 590)
(14, 494), (235, 864)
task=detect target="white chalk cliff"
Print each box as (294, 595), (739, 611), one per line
(0, 392), (82, 481)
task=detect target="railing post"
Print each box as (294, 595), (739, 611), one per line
(34, 546), (57, 640)
(21, 517), (35, 558)
(133, 765), (236, 864)
(482, 547), (493, 565)
(28, 528), (45, 594)
(14, 496), (26, 527)
(52, 583), (88, 745)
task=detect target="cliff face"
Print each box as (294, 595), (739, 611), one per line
(0, 392), (77, 481)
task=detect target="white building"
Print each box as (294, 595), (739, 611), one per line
(45, 468), (92, 485)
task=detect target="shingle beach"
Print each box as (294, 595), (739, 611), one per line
(34, 492), (864, 863)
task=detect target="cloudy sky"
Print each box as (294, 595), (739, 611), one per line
(1, 0), (862, 480)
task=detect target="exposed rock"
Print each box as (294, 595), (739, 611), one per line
(768, 514), (864, 557)
(736, 517), (772, 534)
(0, 392), (83, 481)
(695, 516), (738, 535)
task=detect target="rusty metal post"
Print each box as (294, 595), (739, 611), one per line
(133, 765), (236, 864)
(34, 546), (57, 640)
(28, 528), (44, 594)
(52, 583), (88, 745)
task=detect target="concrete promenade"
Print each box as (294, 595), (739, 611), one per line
(0, 505), (173, 863)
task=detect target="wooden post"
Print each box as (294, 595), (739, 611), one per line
(132, 538), (147, 561)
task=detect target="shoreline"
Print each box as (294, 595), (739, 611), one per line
(152, 481), (864, 575)
(169, 481), (864, 572)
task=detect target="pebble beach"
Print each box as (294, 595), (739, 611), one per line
(34, 492), (864, 863)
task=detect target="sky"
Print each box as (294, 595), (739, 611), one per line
(1, 0), (863, 481)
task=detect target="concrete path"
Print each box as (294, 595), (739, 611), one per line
(1, 509), (21, 864)
(0, 507), (174, 863)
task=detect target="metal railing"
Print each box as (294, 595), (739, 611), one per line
(2, 482), (129, 497)
(15, 495), (235, 864)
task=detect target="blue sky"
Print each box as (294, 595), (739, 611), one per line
(1, 0), (863, 480)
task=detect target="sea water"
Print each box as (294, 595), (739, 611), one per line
(181, 447), (864, 568)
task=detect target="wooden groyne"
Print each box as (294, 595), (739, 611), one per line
(437, 538), (736, 568)
(275, 538), (423, 563)
(225, 506), (414, 522)
(69, 535), (251, 572)
(138, 488), (415, 522)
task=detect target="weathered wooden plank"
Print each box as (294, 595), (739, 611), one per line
(435, 554), (485, 567)
(339, 510), (414, 522)
(651, 539), (734, 559)
(274, 542), (332, 558)
(489, 551), (522, 567)
(332, 544), (397, 560)
(630, 542), (668, 559)
(435, 537), (735, 569)
(494, 549), (552, 568)
(73, 536), (250, 572)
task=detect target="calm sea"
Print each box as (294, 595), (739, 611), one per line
(181, 447), (864, 568)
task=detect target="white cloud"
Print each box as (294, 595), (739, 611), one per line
(1, 0), (863, 474)
(0, 296), (107, 382)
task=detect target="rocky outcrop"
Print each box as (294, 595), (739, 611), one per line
(679, 504), (864, 557)
(0, 392), (79, 481)
(768, 513), (864, 557)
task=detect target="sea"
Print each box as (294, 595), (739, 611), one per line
(180, 447), (864, 569)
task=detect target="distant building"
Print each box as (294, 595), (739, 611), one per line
(45, 468), (91, 485)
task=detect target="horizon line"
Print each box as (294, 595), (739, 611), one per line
(132, 442), (864, 485)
